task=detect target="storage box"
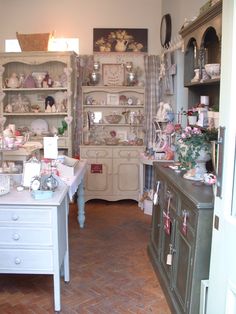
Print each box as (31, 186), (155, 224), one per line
(57, 156), (79, 178)
(144, 199), (153, 215)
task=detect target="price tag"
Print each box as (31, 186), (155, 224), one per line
(166, 253), (172, 265)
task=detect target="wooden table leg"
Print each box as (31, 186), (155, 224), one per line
(77, 179), (85, 228)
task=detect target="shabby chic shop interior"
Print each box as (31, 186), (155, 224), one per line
(0, 0), (235, 313)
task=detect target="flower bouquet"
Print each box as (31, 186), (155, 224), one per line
(185, 108), (198, 125)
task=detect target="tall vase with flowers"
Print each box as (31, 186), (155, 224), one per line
(176, 126), (211, 180)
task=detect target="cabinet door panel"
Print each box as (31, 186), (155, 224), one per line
(113, 159), (139, 193)
(150, 179), (165, 256)
(172, 225), (194, 314)
(160, 216), (175, 284)
(151, 204), (162, 257)
(85, 159), (112, 194)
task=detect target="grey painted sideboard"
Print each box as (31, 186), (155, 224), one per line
(148, 162), (214, 314)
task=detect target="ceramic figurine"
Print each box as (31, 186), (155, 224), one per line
(45, 96), (55, 112)
(5, 73), (20, 88)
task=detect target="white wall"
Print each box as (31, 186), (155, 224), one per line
(0, 0), (205, 55)
(0, 0), (162, 54)
(161, 0), (206, 39)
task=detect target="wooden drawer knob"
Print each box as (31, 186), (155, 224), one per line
(11, 214), (19, 221)
(14, 257), (21, 265)
(12, 233), (20, 241)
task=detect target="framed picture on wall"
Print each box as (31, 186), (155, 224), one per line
(93, 28), (148, 53)
(106, 93), (119, 105)
(103, 64), (125, 86)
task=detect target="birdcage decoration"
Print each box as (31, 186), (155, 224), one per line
(0, 175), (10, 196)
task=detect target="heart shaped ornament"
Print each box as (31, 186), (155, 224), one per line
(0, 92), (5, 102)
(64, 116), (73, 125)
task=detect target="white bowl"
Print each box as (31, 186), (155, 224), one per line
(204, 63), (220, 79)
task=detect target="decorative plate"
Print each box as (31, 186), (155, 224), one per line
(30, 119), (49, 135)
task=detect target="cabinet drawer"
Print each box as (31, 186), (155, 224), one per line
(0, 249), (53, 272)
(80, 147), (112, 158)
(58, 138), (68, 147)
(0, 208), (52, 225)
(113, 147), (143, 159)
(0, 227), (52, 246)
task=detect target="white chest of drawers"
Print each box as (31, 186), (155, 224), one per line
(0, 185), (69, 312)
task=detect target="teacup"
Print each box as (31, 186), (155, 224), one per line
(4, 137), (15, 148)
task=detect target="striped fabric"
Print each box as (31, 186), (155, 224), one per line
(144, 55), (161, 148)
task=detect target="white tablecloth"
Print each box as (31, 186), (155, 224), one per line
(58, 159), (87, 201)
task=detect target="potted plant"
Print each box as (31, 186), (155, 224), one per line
(204, 127), (218, 171)
(186, 108), (198, 125)
(176, 126), (211, 180)
(208, 104), (219, 128)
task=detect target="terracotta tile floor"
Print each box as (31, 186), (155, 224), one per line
(0, 199), (170, 313)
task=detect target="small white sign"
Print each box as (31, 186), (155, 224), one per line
(43, 137), (58, 159)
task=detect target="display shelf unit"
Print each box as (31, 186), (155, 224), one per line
(81, 85), (145, 146)
(80, 85), (145, 201)
(0, 51), (78, 157)
(179, 0), (222, 109)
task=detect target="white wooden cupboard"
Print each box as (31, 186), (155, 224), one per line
(80, 85), (145, 201)
(0, 184), (70, 312)
(0, 51), (78, 157)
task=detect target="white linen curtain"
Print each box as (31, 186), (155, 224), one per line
(74, 55), (94, 156)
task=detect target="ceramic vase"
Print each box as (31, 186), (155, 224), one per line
(188, 115), (198, 125)
(115, 40), (128, 52)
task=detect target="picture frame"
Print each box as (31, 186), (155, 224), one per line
(93, 28), (148, 53)
(22, 159), (41, 187)
(107, 93), (119, 105)
(103, 64), (125, 86)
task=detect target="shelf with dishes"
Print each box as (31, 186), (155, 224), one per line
(0, 52), (77, 157)
(179, 1), (222, 114)
(184, 77), (220, 87)
(81, 85), (145, 146)
(2, 88), (70, 114)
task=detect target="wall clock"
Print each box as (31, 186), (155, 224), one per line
(160, 14), (172, 48)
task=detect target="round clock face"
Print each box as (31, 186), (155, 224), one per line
(31, 177), (41, 191)
(160, 14), (172, 48)
(127, 97), (133, 105)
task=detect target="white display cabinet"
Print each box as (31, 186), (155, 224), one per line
(80, 85), (146, 201)
(0, 51), (78, 157)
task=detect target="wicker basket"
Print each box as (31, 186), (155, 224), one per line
(16, 32), (52, 51)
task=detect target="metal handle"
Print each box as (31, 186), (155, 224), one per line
(216, 126), (225, 198)
(166, 190), (173, 199)
(169, 244), (176, 254)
